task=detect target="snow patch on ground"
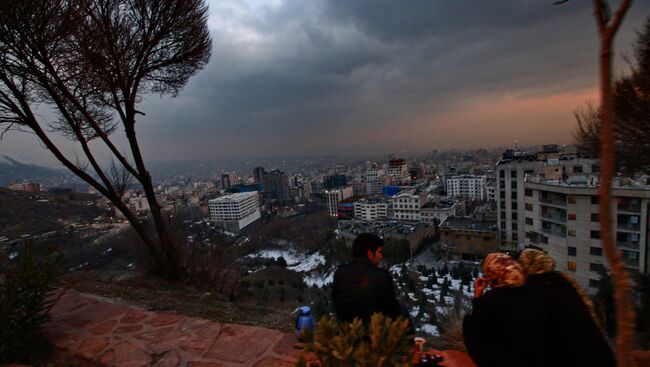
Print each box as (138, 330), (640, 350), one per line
(289, 252), (325, 272)
(419, 324), (439, 336)
(247, 249), (326, 273)
(303, 267), (335, 287)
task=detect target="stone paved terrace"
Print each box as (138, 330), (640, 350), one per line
(43, 290), (478, 367)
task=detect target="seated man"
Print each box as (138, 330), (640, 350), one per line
(332, 233), (402, 323)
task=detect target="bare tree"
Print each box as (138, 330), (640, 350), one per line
(591, 1), (635, 366)
(593, 2), (636, 366)
(0, 0), (211, 280)
(574, 16), (650, 175)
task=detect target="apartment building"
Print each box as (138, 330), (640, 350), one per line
(523, 175), (650, 293)
(440, 217), (498, 260)
(353, 196), (391, 221)
(391, 190), (428, 221)
(209, 191), (261, 232)
(446, 175), (486, 200)
(325, 186), (354, 217)
(496, 146), (598, 250)
(221, 172), (238, 189)
(387, 159), (410, 184)
(420, 200), (460, 224)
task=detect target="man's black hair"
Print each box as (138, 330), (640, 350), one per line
(352, 233), (383, 258)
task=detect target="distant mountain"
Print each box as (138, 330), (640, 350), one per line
(0, 155), (68, 186)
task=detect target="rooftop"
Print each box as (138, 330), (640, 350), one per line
(208, 191), (258, 202)
(440, 217), (497, 232)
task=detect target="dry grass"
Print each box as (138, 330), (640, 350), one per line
(59, 270), (297, 333)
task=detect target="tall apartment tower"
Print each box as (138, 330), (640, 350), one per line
(496, 146), (599, 250)
(263, 169), (290, 202)
(524, 175), (649, 293)
(496, 152), (543, 250)
(325, 186), (353, 217)
(253, 166), (265, 184)
(221, 172), (238, 189)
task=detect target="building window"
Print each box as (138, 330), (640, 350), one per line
(500, 170), (505, 178)
(567, 261), (577, 272)
(511, 192), (517, 199)
(568, 246), (577, 256)
(591, 196), (599, 204)
(568, 229), (576, 237)
(525, 217), (533, 225)
(589, 279), (600, 288)
(568, 196), (576, 204)
(511, 202), (517, 210)
(511, 170), (517, 178)
(511, 213), (517, 220)
(512, 233), (518, 241)
(591, 230), (601, 239)
(541, 235), (549, 244)
(590, 247), (603, 256)
(592, 164), (600, 173)
(500, 211), (506, 219)
(512, 223), (518, 230)
(573, 166), (583, 173)
(590, 263), (604, 272)
(568, 213), (576, 220)
(511, 182), (517, 189)
(525, 203), (533, 211)
(500, 222), (506, 229)
(591, 213), (599, 222)
(525, 189), (533, 197)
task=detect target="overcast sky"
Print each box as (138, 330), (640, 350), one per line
(1, 1), (650, 167)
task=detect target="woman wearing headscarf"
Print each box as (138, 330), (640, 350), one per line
(518, 248), (615, 367)
(462, 253), (547, 367)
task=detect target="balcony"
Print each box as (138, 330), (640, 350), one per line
(541, 213), (566, 224)
(623, 257), (640, 269)
(617, 223), (640, 232)
(617, 204), (641, 213)
(540, 198), (566, 207)
(542, 227), (566, 238)
(617, 241), (640, 250)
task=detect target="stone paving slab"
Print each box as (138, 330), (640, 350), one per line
(44, 290), (476, 367)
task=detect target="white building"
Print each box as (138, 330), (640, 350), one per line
(496, 147), (598, 250)
(325, 186), (354, 217)
(523, 175), (650, 293)
(420, 200), (460, 224)
(391, 190), (428, 221)
(354, 197), (391, 221)
(209, 191), (261, 232)
(446, 175), (486, 200)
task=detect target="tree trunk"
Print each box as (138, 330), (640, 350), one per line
(593, 1), (636, 366)
(123, 116), (184, 280)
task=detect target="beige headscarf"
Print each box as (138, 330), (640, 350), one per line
(482, 253), (526, 288)
(518, 248), (555, 275)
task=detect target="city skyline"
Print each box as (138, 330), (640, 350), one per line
(1, 1), (650, 167)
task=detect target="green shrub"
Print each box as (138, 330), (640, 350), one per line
(295, 314), (413, 367)
(0, 243), (64, 364)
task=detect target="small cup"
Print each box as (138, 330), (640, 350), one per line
(414, 337), (426, 353)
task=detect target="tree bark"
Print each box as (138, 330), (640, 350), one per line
(593, 1), (636, 366)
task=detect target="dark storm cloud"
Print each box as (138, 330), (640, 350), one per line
(125, 1), (650, 159)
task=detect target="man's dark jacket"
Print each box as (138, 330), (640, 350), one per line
(332, 258), (401, 323)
